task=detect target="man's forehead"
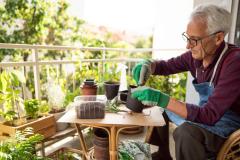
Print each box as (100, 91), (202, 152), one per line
(186, 19), (207, 37)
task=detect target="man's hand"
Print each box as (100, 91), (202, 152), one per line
(131, 86), (170, 108)
(132, 59), (152, 85)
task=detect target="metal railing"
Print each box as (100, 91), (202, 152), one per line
(0, 43), (186, 99)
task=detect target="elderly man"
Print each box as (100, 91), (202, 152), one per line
(132, 4), (240, 160)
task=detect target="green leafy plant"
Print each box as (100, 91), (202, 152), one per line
(24, 99), (40, 119)
(0, 70), (26, 122)
(0, 127), (49, 160)
(146, 73), (187, 102)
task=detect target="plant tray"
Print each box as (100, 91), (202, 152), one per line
(47, 147), (83, 160)
(0, 115), (56, 139)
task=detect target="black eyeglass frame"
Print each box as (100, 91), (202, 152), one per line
(182, 31), (222, 47)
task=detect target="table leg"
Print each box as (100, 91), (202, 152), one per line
(110, 126), (118, 160)
(75, 124), (88, 160)
(145, 126), (154, 143)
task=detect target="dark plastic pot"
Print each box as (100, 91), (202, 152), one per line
(104, 81), (120, 100)
(84, 79), (95, 86)
(126, 85), (144, 113)
(119, 90), (128, 102)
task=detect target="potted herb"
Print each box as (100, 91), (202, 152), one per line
(24, 99), (40, 120)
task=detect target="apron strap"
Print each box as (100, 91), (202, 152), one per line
(209, 44), (228, 86)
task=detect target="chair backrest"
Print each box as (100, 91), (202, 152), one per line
(217, 129), (240, 160)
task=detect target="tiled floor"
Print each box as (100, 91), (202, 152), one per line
(42, 125), (176, 160)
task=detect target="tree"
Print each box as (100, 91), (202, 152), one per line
(0, 0), (85, 61)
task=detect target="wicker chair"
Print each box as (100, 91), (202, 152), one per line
(217, 129), (240, 160)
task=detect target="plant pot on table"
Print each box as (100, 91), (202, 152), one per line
(81, 79), (98, 96)
(104, 81), (120, 100)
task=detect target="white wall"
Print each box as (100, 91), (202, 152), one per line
(152, 0), (193, 60)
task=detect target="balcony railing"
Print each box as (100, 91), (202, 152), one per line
(0, 43), (186, 100)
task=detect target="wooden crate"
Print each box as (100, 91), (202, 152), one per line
(0, 115), (56, 139)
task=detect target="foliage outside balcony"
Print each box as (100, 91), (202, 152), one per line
(0, 0), (187, 121)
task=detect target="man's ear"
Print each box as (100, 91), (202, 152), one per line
(215, 32), (225, 45)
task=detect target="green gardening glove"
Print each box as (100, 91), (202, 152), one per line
(132, 59), (152, 86)
(131, 86), (170, 108)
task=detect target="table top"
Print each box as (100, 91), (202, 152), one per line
(58, 104), (166, 127)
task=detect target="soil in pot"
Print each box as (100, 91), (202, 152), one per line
(104, 81), (120, 100)
(126, 85), (144, 113)
(93, 128), (109, 160)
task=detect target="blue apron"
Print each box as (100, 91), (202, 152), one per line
(166, 44), (240, 138)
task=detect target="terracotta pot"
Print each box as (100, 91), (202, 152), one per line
(93, 128), (109, 160)
(81, 84), (98, 95)
(126, 85), (144, 113)
(104, 81), (120, 100)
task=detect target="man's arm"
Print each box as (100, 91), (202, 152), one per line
(167, 98), (187, 118)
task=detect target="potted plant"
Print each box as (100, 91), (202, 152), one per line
(0, 71), (56, 139)
(80, 79), (98, 96)
(103, 64), (121, 100)
(24, 99), (40, 120)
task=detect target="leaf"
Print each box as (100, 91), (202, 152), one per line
(11, 70), (26, 84)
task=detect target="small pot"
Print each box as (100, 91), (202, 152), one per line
(126, 85), (144, 113)
(104, 81), (120, 100)
(81, 84), (98, 96)
(119, 90), (128, 102)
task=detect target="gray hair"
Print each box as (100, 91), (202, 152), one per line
(190, 4), (231, 35)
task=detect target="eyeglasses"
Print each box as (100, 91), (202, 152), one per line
(182, 31), (221, 47)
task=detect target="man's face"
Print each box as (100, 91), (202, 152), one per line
(185, 19), (219, 61)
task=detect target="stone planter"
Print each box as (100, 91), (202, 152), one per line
(50, 110), (70, 132)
